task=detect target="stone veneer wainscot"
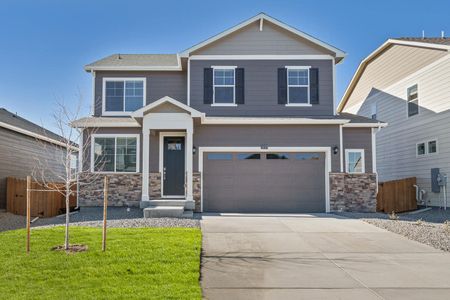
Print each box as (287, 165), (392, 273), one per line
(329, 173), (377, 212)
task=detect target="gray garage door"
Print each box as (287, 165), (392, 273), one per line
(203, 152), (326, 213)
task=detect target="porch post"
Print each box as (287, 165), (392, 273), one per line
(186, 128), (193, 201)
(142, 124), (150, 201)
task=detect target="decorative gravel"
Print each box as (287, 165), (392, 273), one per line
(336, 208), (450, 252)
(0, 207), (199, 232)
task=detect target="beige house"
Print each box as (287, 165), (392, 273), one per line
(338, 37), (450, 207)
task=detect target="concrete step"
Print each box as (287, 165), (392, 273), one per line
(140, 199), (195, 210)
(143, 206), (184, 218)
(181, 210), (194, 218)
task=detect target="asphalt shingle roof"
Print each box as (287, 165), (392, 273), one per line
(85, 54), (179, 69)
(0, 108), (66, 143)
(394, 37), (450, 46)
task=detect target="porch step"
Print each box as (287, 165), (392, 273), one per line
(143, 206), (185, 218)
(140, 199), (195, 210)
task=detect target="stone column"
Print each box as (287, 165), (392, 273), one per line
(141, 125), (150, 201)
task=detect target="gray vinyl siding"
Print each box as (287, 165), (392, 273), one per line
(81, 123), (376, 181)
(191, 20), (334, 56)
(343, 127), (373, 173)
(0, 127), (66, 209)
(192, 123), (341, 172)
(94, 71), (187, 116)
(190, 59), (334, 116)
(352, 50), (450, 207)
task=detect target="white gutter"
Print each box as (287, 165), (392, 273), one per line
(342, 122), (388, 128)
(0, 121), (78, 151)
(201, 117), (350, 125)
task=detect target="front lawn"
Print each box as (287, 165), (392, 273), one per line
(0, 226), (202, 299)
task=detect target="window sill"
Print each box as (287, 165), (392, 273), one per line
(211, 103), (238, 107)
(285, 103), (312, 107)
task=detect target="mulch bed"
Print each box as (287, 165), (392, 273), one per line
(51, 244), (88, 253)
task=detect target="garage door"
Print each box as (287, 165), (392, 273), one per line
(203, 152), (326, 213)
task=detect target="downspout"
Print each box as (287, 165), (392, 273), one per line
(373, 123), (382, 193)
(91, 70), (96, 116)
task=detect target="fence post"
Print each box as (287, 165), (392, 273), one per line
(102, 176), (108, 252)
(26, 176), (31, 254)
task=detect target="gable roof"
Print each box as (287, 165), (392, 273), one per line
(180, 13), (346, 62)
(85, 54), (181, 71)
(131, 96), (204, 118)
(337, 38), (450, 112)
(85, 13), (346, 71)
(0, 108), (77, 149)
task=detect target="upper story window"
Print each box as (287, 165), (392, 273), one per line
(287, 67), (310, 105)
(103, 78), (146, 115)
(345, 149), (365, 173)
(92, 134), (139, 173)
(407, 84), (419, 117)
(213, 67), (236, 105)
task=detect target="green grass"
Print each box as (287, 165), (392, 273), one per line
(0, 226), (202, 300)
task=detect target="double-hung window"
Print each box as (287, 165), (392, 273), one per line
(213, 67), (235, 105)
(407, 84), (419, 117)
(287, 67), (310, 105)
(103, 78), (145, 114)
(92, 135), (139, 173)
(345, 149), (365, 173)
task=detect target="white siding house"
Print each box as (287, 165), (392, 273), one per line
(339, 38), (450, 207)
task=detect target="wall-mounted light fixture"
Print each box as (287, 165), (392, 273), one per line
(193, 146), (197, 155)
(333, 146), (339, 155)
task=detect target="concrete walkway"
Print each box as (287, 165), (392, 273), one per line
(200, 214), (450, 300)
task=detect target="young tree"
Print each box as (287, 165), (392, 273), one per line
(32, 99), (100, 250)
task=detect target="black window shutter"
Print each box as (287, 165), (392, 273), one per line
(203, 68), (213, 104)
(235, 68), (245, 104)
(310, 68), (319, 104)
(278, 68), (287, 104)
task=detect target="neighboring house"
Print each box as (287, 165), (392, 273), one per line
(338, 37), (450, 207)
(73, 13), (385, 217)
(0, 108), (76, 209)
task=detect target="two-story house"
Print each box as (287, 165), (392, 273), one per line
(338, 37), (450, 208)
(73, 13), (385, 217)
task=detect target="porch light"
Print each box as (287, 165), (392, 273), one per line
(193, 146), (197, 155)
(333, 146), (339, 155)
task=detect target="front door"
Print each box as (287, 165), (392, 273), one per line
(163, 136), (185, 196)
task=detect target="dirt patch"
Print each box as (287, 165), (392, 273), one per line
(51, 244), (88, 253)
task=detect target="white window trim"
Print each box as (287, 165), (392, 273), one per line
(212, 66), (237, 106)
(102, 77), (146, 116)
(406, 84), (419, 118)
(90, 133), (140, 173)
(345, 149), (365, 173)
(416, 138), (438, 157)
(286, 66), (311, 106)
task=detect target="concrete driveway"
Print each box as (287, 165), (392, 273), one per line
(201, 214), (450, 300)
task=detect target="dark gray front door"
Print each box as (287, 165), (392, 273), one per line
(203, 152), (326, 213)
(163, 137), (185, 196)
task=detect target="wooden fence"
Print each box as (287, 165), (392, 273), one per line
(377, 177), (417, 213)
(6, 177), (77, 218)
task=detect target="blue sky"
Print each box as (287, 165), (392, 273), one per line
(1, 0), (449, 132)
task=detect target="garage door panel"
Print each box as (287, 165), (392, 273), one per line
(203, 152), (325, 213)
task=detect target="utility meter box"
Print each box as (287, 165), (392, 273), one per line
(431, 168), (441, 193)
